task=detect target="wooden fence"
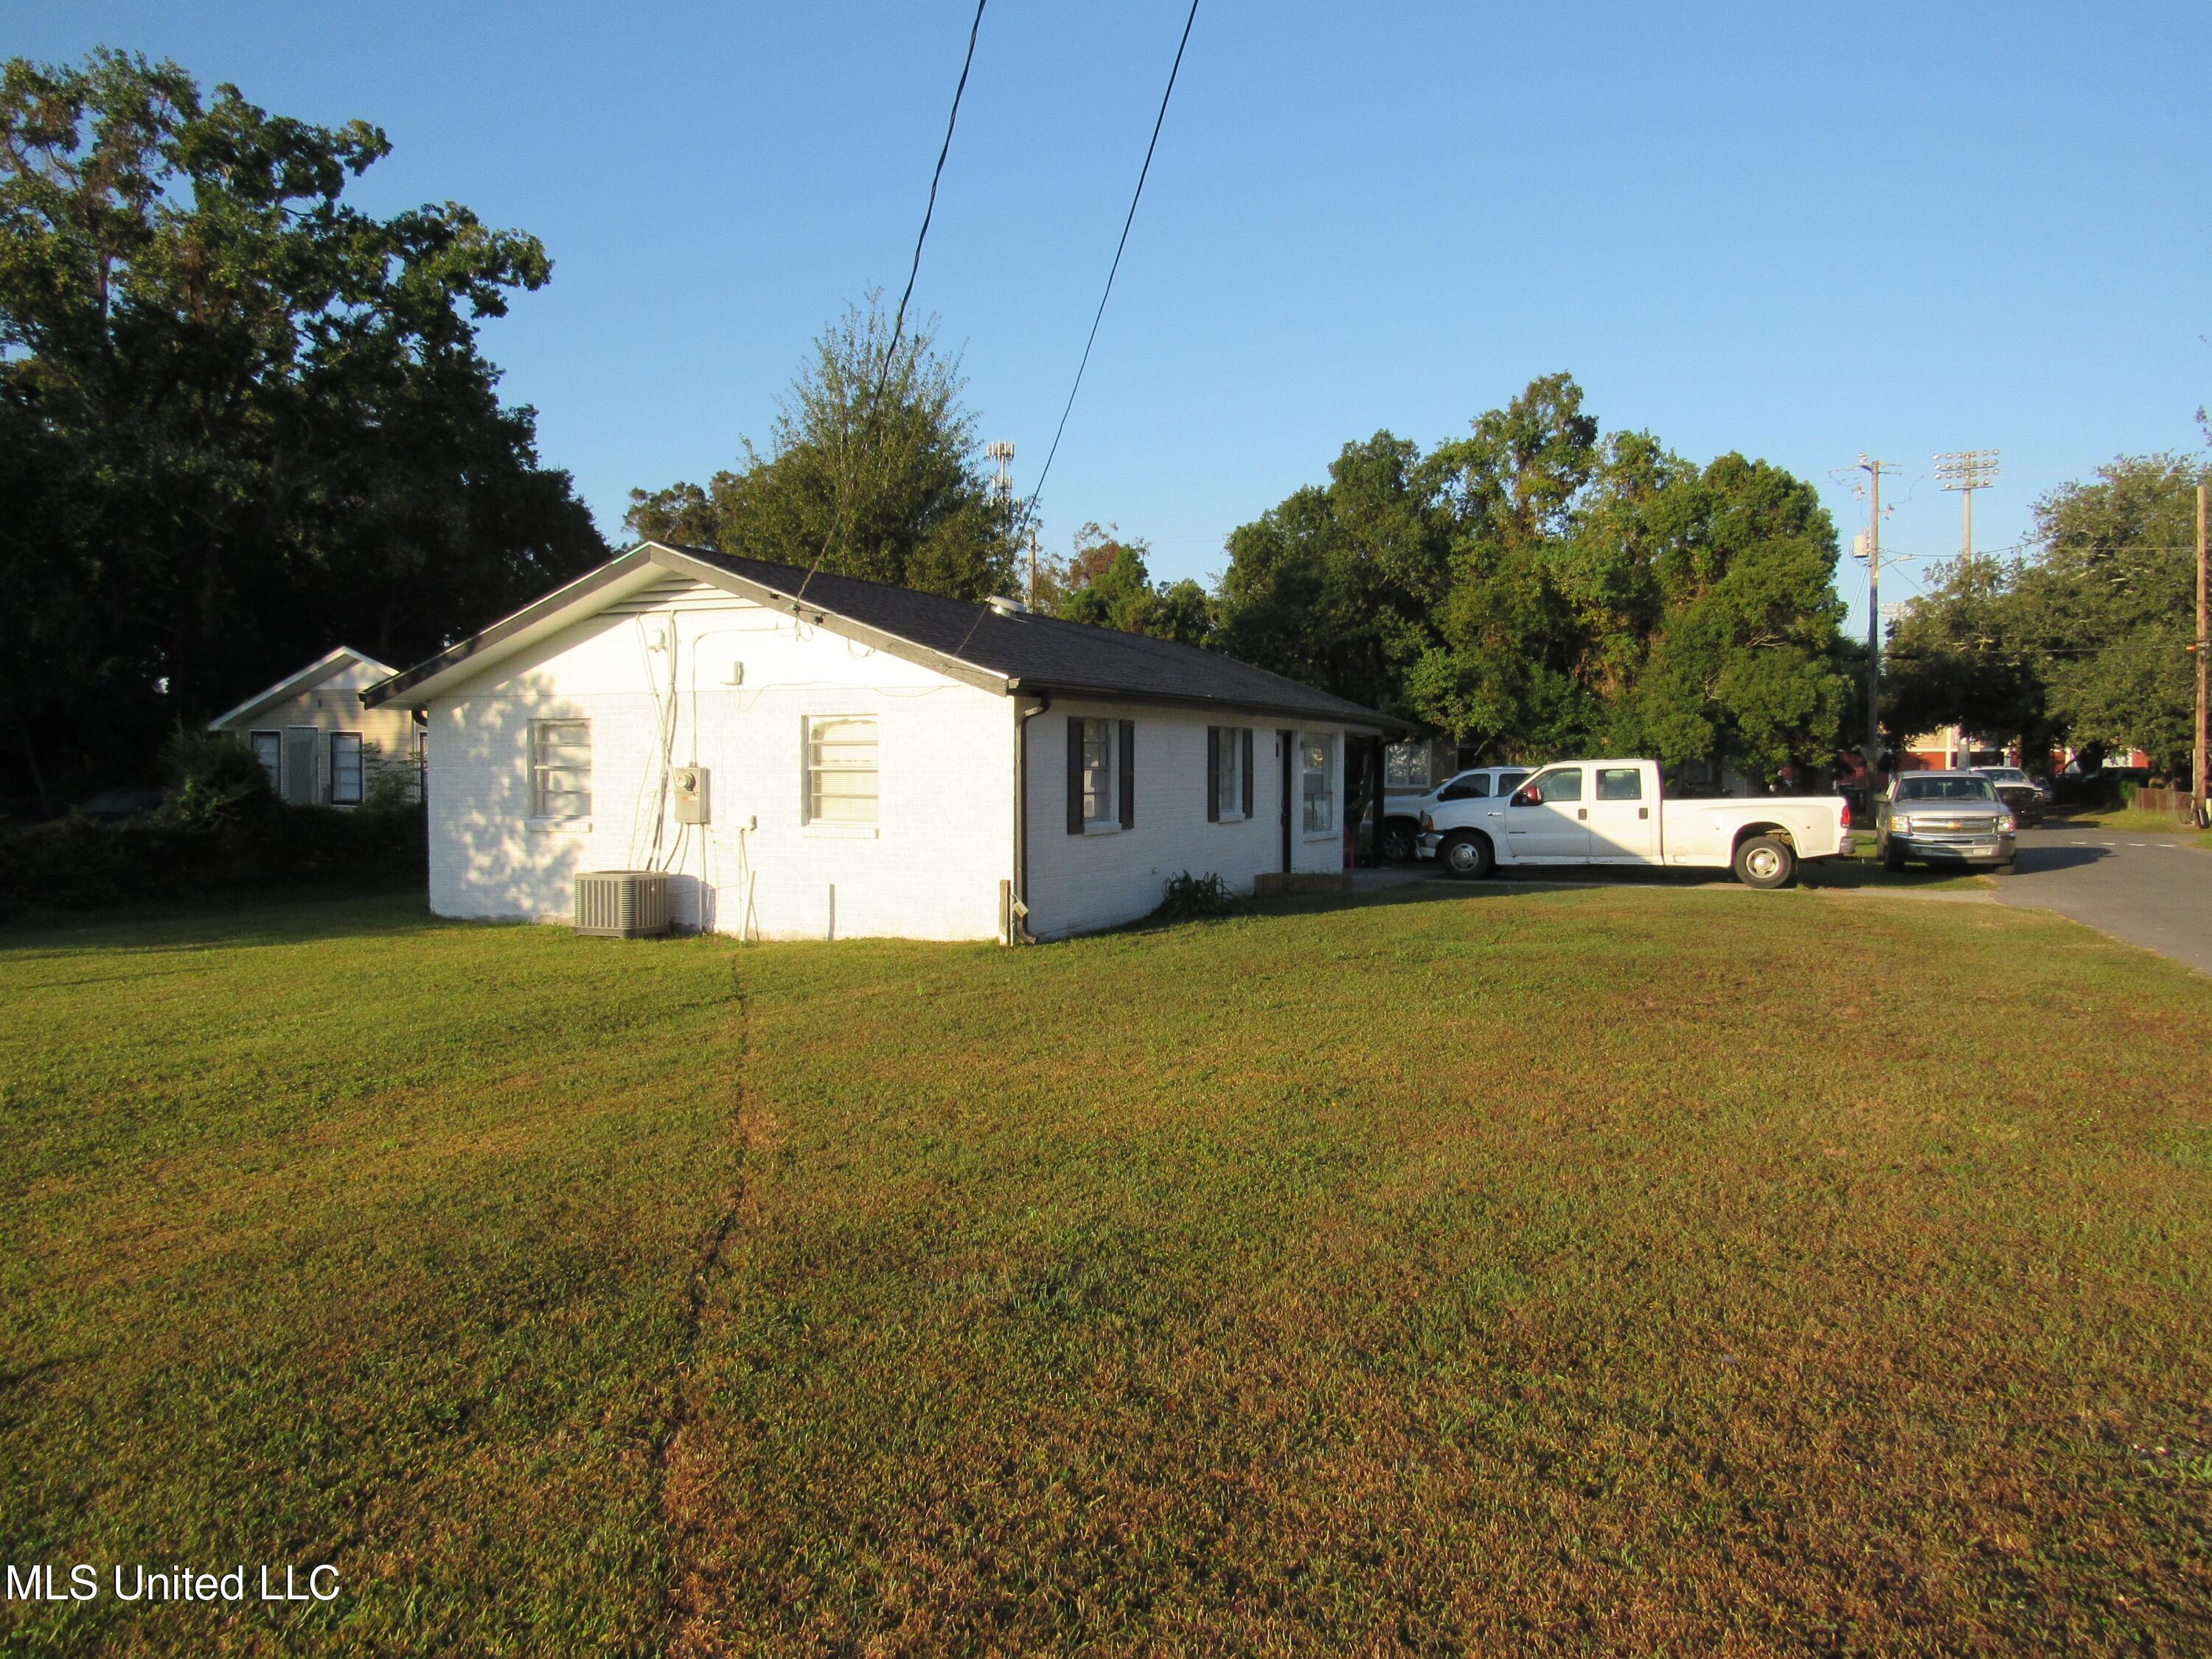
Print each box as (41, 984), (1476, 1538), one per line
(2130, 785), (2195, 817)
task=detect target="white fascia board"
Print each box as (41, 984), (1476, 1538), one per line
(204, 645), (400, 731)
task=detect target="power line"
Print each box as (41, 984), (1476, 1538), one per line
(1012, 0), (1200, 546)
(795, 0), (990, 605)
(883, 0), (987, 394)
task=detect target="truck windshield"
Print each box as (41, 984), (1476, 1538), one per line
(1896, 777), (1996, 802)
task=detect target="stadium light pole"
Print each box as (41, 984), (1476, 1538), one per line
(1935, 449), (2000, 767)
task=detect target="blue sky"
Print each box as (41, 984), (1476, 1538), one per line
(18, 1), (2210, 639)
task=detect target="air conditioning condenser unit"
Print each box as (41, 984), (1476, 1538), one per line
(574, 869), (672, 939)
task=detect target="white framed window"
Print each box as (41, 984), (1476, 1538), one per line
(1384, 742), (1431, 790)
(1300, 732), (1335, 834)
(805, 714), (878, 823)
(530, 719), (592, 819)
(1081, 717), (1115, 826)
(330, 732), (364, 805)
(1211, 726), (1243, 820)
(248, 731), (281, 790)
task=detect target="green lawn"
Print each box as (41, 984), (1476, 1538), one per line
(4, 888), (2211, 1655)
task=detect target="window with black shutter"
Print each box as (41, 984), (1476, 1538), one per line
(1118, 720), (1135, 828)
(1066, 716), (1085, 834)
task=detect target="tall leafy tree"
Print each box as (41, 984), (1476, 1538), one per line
(626, 302), (1016, 601)
(1217, 375), (1851, 775)
(0, 48), (605, 804)
(1213, 432), (1454, 720)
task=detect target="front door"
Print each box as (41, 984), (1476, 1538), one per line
(283, 727), (320, 805)
(1585, 765), (1658, 862)
(1502, 765), (1589, 860)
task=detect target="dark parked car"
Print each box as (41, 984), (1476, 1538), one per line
(1972, 766), (2049, 824)
(1877, 771), (2018, 874)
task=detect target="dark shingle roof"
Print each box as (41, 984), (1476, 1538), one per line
(671, 547), (1405, 732)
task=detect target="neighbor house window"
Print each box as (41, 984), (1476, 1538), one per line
(805, 715), (878, 823)
(249, 731), (281, 790)
(1081, 718), (1114, 824)
(330, 732), (364, 805)
(530, 719), (592, 819)
(1385, 742), (1431, 790)
(1211, 726), (1244, 820)
(1301, 733), (1335, 833)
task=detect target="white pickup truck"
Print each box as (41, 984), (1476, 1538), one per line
(1415, 758), (1853, 888)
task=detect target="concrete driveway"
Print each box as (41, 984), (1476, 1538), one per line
(1994, 824), (2212, 976)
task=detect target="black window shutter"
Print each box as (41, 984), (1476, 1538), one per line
(1205, 726), (1220, 822)
(1241, 728), (1255, 818)
(1066, 716), (1085, 834)
(1119, 720), (1135, 829)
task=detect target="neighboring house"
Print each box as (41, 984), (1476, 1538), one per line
(362, 542), (1408, 942)
(205, 646), (418, 807)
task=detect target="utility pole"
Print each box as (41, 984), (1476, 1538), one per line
(1935, 449), (2000, 768)
(1027, 524), (1041, 612)
(1854, 456), (1896, 765)
(2196, 480), (2208, 827)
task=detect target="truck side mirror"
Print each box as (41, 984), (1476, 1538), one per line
(1511, 785), (1540, 807)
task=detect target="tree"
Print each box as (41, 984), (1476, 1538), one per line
(1881, 558), (2053, 767)
(2020, 456), (2201, 771)
(0, 49), (606, 805)
(625, 302), (1016, 602)
(1213, 432), (1454, 722)
(1042, 524), (1212, 645)
(1217, 375), (1851, 775)
(1879, 454), (2205, 774)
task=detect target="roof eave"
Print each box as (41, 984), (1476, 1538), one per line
(206, 645), (397, 731)
(361, 543), (1017, 709)
(650, 546), (1011, 696)
(1009, 678), (1411, 738)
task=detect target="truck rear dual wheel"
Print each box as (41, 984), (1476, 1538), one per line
(1439, 832), (1494, 880)
(1733, 834), (1797, 890)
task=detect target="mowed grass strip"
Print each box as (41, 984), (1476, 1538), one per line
(2, 885), (2209, 1654)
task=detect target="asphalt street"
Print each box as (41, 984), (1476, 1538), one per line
(1996, 824), (2212, 977)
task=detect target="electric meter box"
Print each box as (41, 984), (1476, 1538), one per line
(673, 765), (710, 824)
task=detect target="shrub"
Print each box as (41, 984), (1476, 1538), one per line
(155, 728), (275, 832)
(0, 801), (426, 925)
(1152, 871), (1239, 923)
(362, 747), (420, 815)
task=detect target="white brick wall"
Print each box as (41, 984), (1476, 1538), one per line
(1022, 702), (1349, 939)
(425, 580), (1015, 941)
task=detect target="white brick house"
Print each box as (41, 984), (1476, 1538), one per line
(363, 543), (1405, 942)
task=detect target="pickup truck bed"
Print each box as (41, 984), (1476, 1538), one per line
(1416, 758), (1851, 888)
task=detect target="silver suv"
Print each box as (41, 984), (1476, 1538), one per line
(1877, 771), (2018, 874)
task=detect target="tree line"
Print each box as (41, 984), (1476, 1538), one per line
(13, 49), (2186, 817)
(1884, 454), (2207, 776)
(1, 49), (607, 810)
(633, 314), (1858, 781)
